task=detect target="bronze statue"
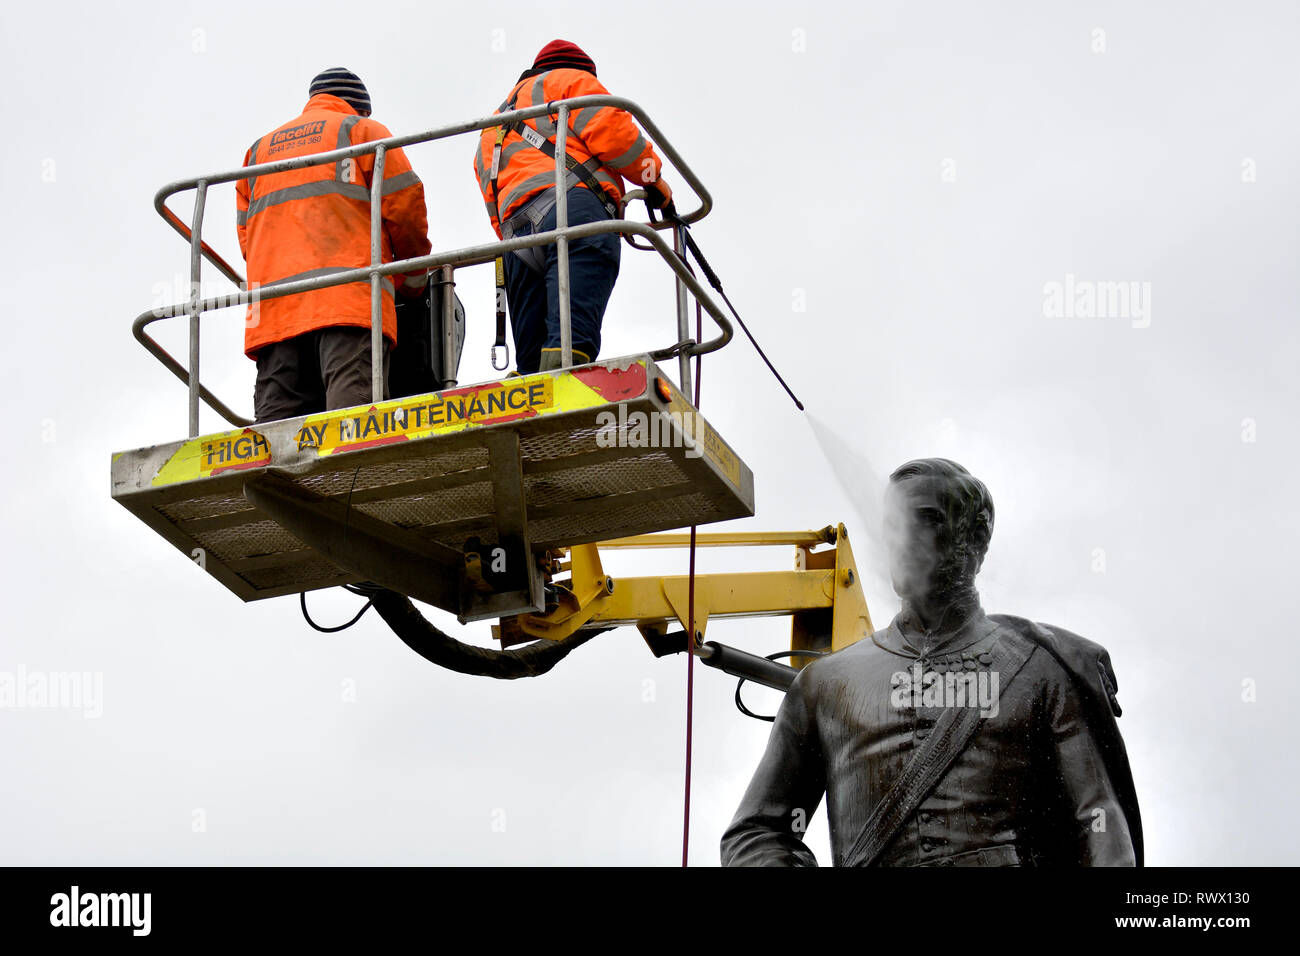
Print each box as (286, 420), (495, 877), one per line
(721, 458), (1142, 867)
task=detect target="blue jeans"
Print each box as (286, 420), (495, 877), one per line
(502, 185), (620, 373)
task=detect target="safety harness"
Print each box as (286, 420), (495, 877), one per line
(488, 79), (622, 369)
(489, 86), (621, 222)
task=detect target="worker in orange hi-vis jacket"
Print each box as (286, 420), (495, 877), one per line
(473, 40), (673, 374)
(237, 68), (431, 423)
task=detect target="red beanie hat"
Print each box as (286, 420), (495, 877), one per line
(533, 39), (596, 75)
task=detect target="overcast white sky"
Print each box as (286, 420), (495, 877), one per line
(2, 0), (1297, 865)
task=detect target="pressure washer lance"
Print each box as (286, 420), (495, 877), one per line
(651, 200), (805, 412)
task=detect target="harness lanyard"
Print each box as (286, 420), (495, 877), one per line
(492, 255), (509, 370)
(490, 124), (510, 370)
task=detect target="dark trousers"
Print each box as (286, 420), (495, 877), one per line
(503, 185), (620, 373)
(253, 326), (390, 424)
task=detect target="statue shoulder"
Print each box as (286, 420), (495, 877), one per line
(989, 613), (1107, 655)
(987, 614), (1123, 717)
(795, 633), (888, 689)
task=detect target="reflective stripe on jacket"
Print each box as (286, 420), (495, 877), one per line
(473, 68), (671, 237)
(237, 94), (430, 358)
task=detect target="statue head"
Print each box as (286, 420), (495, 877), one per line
(883, 458), (994, 603)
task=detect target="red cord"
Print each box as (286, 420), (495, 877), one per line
(682, 296), (704, 867)
(683, 524), (696, 867)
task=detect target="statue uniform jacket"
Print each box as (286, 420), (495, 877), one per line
(720, 607), (1142, 867)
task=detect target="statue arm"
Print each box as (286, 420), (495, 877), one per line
(720, 668), (826, 867)
(1045, 667), (1137, 866)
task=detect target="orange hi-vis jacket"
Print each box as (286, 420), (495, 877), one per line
(473, 68), (671, 237)
(237, 94), (431, 358)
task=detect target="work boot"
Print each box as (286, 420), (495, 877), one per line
(537, 347), (591, 372)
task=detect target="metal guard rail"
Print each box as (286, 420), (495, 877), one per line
(137, 95), (732, 435)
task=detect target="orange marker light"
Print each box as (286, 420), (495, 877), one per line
(655, 377), (673, 403)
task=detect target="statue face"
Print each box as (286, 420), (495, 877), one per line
(883, 477), (966, 602)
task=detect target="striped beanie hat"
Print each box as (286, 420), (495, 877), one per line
(309, 68), (372, 116)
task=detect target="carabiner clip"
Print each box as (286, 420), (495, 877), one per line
(491, 343), (511, 372)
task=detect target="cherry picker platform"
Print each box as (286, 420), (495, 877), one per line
(112, 94), (873, 701)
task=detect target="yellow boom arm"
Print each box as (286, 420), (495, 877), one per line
(494, 523), (874, 664)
